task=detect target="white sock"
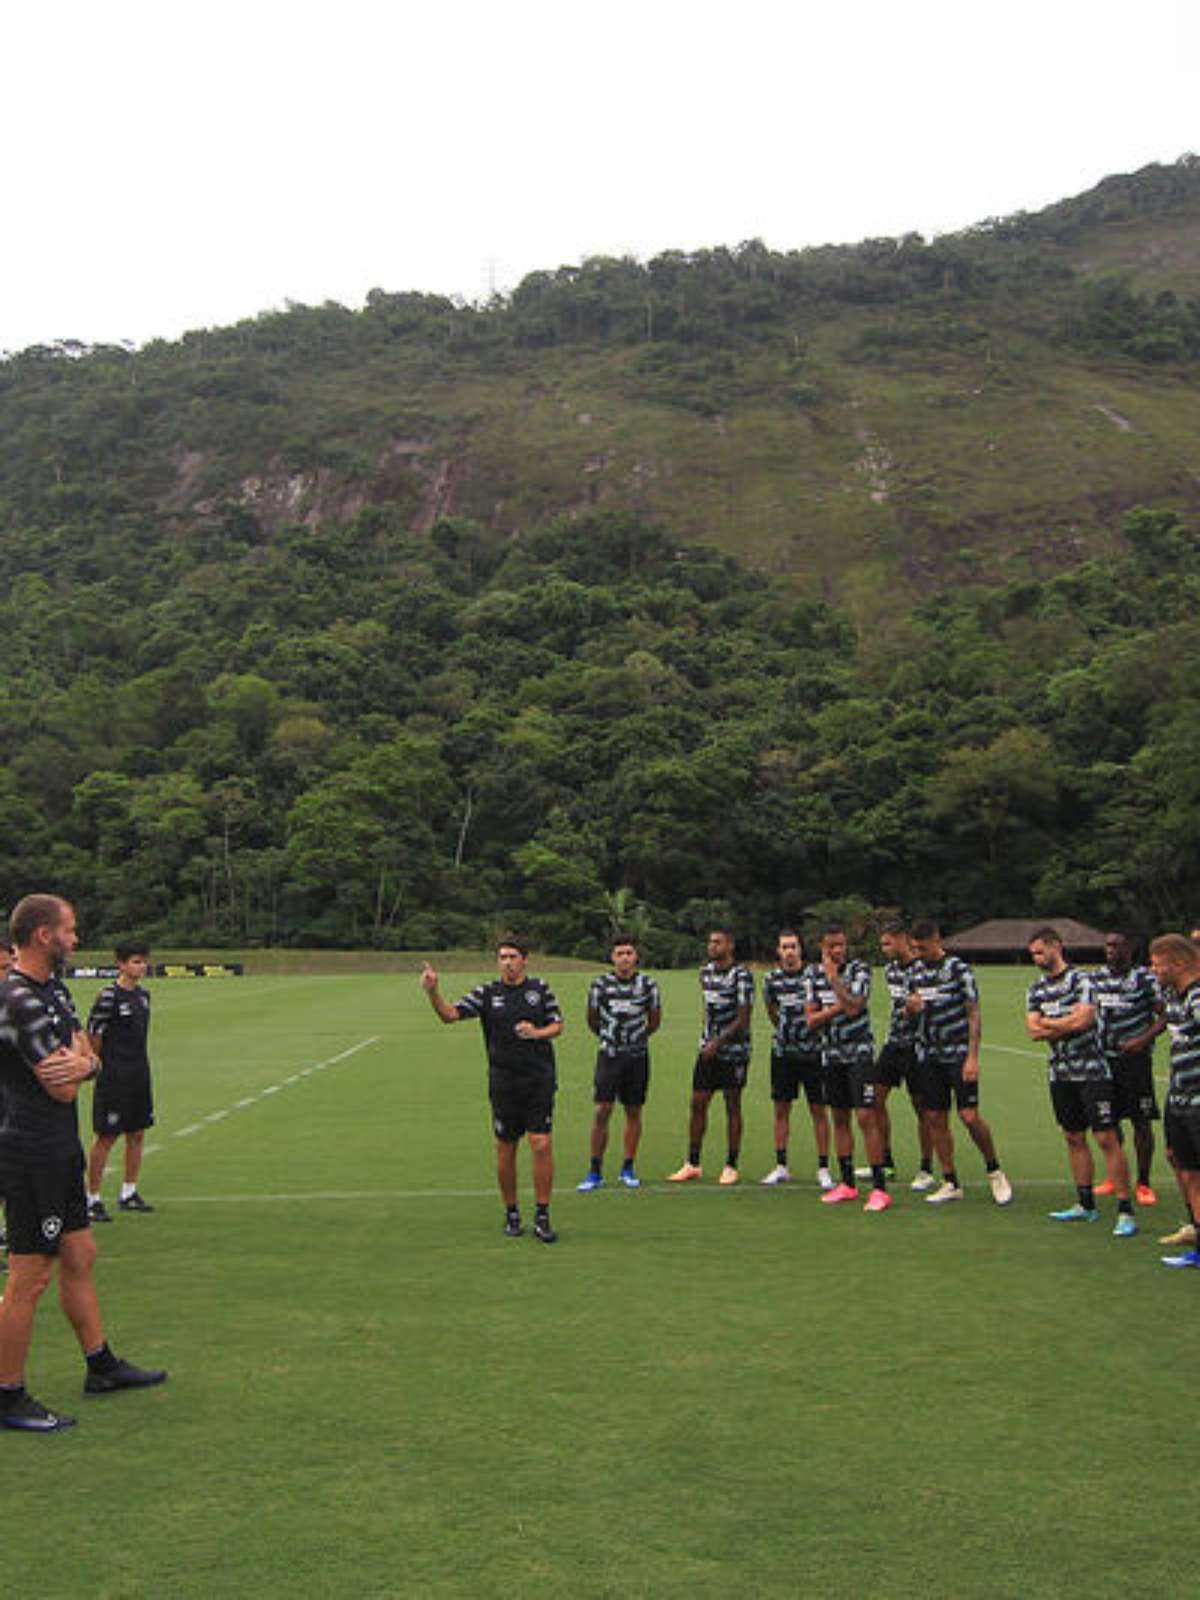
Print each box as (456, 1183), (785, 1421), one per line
(88, 1192), (101, 1207)
(120, 1182), (137, 1201)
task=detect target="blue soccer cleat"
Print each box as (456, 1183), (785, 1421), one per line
(1112, 1213), (1138, 1238)
(576, 1172), (605, 1193)
(1161, 1248), (1200, 1268)
(618, 1168), (641, 1189)
(1049, 1204), (1101, 1222)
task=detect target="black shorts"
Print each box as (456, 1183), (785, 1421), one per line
(876, 1041), (918, 1091)
(0, 1148), (89, 1256)
(1164, 1105), (1200, 1171)
(822, 1060), (854, 1112)
(912, 1054), (980, 1113)
(1050, 1077), (1118, 1134)
(692, 1051), (748, 1095)
(770, 1051), (825, 1105)
(594, 1050), (649, 1107)
(488, 1066), (555, 1142)
(92, 1071), (155, 1136)
(1106, 1051), (1160, 1125)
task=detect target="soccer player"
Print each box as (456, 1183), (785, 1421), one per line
(0, 895), (167, 1434)
(1026, 927), (1136, 1236)
(1148, 934), (1200, 1267)
(86, 939), (157, 1221)
(667, 927), (753, 1186)
(421, 939), (563, 1243)
(875, 922), (936, 1191)
(805, 926), (890, 1211)
(1088, 931), (1165, 1206)
(908, 919), (1012, 1207)
(577, 935), (661, 1191)
(760, 930), (832, 1189)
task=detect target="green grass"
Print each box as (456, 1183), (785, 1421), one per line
(5, 965), (1192, 1598)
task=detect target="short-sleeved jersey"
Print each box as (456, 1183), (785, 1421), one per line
(0, 971), (83, 1159)
(88, 983), (152, 1079)
(1026, 966), (1107, 1083)
(698, 962), (754, 1063)
(1087, 964), (1160, 1058)
(455, 977), (561, 1075)
(588, 970), (661, 1056)
(1162, 980), (1200, 1112)
(910, 955), (978, 1060)
(762, 965), (820, 1056)
(808, 959), (874, 1064)
(882, 959), (920, 1048)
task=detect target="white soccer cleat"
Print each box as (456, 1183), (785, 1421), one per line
(910, 1171), (937, 1192)
(989, 1169), (1013, 1206)
(760, 1165), (791, 1186)
(817, 1168), (835, 1191)
(925, 1181), (964, 1205)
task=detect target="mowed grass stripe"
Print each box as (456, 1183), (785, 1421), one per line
(7, 966), (1190, 1600)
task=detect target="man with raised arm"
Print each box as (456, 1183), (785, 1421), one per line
(422, 938), (563, 1243)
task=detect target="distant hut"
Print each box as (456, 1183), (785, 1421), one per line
(945, 918), (1109, 965)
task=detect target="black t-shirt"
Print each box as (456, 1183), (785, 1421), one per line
(88, 982), (152, 1080)
(0, 970), (83, 1160)
(455, 977), (561, 1075)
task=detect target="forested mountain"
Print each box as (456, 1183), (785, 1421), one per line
(2, 157), (1199, 955)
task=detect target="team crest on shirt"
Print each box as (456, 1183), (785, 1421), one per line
(525, 991), (540, 1006)
(42, 1215), (63, 1241)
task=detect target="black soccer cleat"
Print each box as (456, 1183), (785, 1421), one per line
(88, 1199), (113, 1224)
(533, 1216), (558, 1244)
(118, 1192), (154, 1213)
(1, 1392), (77, 1432)
(503, 1214), (524, 1238)
(84, 1358), (168, 1396)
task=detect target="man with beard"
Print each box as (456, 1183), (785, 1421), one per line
(1088, 932), (1164, 1206)
(1026, 927), (1136, 1237)
(0, 895), (167, 1433)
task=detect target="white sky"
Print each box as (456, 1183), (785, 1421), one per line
(2, 0), (1197, 353)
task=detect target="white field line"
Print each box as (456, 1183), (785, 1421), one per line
(142, 1037), (380, 1162)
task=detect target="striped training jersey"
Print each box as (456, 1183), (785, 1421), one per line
(762, 965), (820, 1055)
(808, 959), (873, 1065)
(698, 961), (754, 1063)
(588, 970), (661, 1056)
(1026, 966), (1107, 1083)
(1163, 979), (1200, 1112)
(883, 958), (921, 1048)
(910, 954), (978, 1059)
(1087, 963), (1161, 1057)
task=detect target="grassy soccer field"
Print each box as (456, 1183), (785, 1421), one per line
(3, 963), (1192, 1599)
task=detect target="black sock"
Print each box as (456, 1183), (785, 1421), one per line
(85, 1342), (119, 1376)
(985, 1158), (999, 1173)
(944, 1170), (958, 1188)
(688, 1144), (701, 1166)
(0, 1384), (27, 1413)
(920, 1157), (932, 1173)
(882, 1149), (894, 1168)
(535, 1202), (549, 1221)
(620, 1158), (633, 1172)
(727, 1150), (739, 1170)
(506, 1204), (520, 1222)
(1118, 1198), (1133, 1215)
(1078, 1185), (1095, 1211)
(776, 1147), (788, 1166)
(871, 1164), (887, 1191)
(589, 1157), (602, 1176)
(839, 1155), (854, 1186)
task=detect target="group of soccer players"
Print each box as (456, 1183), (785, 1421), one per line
(0, 896), (165, 1434)
(424, 918), (1200, 1267)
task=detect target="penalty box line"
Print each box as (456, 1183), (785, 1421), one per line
(139, 1036), (381, 1160)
